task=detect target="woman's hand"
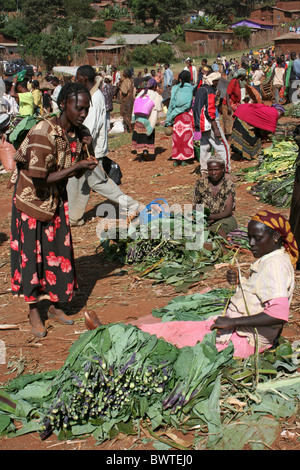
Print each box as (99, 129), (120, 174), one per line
(210, 316), (235, 331)
(82, 135), (93, 148)
(76, 158), (98, 171)
(227, 267), (238, 285)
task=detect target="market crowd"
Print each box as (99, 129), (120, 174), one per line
(0, 48), (300, 361)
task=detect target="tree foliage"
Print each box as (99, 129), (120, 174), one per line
(130, 42), (173, 65)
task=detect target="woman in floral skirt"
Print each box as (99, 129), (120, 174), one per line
(10, 82), (97, 338)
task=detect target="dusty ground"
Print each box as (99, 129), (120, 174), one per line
(0, 121), (299, 451)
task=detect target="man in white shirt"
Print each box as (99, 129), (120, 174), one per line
(3, 80), (19, 116)
(67, 65), (139, 226)
(50, 76), (62, 114)
(184, 58), (197, 85)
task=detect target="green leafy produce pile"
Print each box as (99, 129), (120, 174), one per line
(239, 139), (297, 208)
(1, 320), (299, 450)
(250, 173), (294, 208)
(152, 288), (232, 322)
(0, 323), (233, 444)
(284, 102), (300, 118)
(100, 212), (232, 292)
(241, 139), (297, 183)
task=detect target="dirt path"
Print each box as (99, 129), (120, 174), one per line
(0, 129), (299, 451)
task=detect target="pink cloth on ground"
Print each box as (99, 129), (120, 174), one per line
(138, 317), (273, 359)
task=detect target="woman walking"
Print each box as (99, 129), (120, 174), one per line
(165, 70), (194, 167)
(120, 68), (135, 132)
(131, 78), (162, 160)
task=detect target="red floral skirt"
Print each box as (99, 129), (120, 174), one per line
(10, 187), (77, 304)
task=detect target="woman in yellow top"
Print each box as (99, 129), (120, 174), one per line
(31, 80), (43, 114)
(11, 74), (34, 116)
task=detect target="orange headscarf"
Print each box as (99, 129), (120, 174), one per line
(251, 210), (299, 268)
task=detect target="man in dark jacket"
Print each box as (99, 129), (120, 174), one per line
(193, 72), (230, 173)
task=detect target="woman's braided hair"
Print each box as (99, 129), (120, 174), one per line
(57, 82), (91, 112)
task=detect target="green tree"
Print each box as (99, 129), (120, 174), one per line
(194, 0), (243, 23)
(2, 15), (29, 40)
(21, 0), (64, 33)
(39, 30), (73, 70)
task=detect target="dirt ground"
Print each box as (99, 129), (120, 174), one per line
(0, 122), (300, 451)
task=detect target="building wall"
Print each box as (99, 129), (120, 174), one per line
(276, 1), (300, 10)
(274, 38), (300, 54)
(250, 7), (294, 24)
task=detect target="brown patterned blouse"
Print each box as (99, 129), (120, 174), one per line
(193, 177), (236, 215)
(11, 116), (89, 222)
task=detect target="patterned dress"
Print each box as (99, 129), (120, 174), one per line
(193, 177), (237, 234)
(172, 109), (194, 161)
(10, 117), (86, 304)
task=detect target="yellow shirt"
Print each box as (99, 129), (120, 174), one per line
(19, 91), (34, 116)
(32, 89), (42, 109)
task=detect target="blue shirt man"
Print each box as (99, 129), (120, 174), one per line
(163, 63), (174, 89)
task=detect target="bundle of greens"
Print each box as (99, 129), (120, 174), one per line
(241, 138), (297, 183)
(152, 288), (232, 322)
(250, 173), (294, 208)
(227, 227), (250, 249)
(100, 212), (230, 291)
(0, 323), (234, 443)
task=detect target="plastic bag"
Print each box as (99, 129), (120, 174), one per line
(133, 94), (155, 116)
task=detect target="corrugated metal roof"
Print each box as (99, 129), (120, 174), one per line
(86, 44), (126, 51)
(274, 32), (300, 41)
(102, 34), (160, 45)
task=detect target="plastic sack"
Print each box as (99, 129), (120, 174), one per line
(133, 94), (155, 116)
(109, 120), (124, 134)
(0, 136), (16, 172)
(139, 198), (170, 225)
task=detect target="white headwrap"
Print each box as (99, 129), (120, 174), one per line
(205, 72), (221, 86)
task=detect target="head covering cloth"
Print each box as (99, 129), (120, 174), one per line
(251, 210), (299, 268)
(233, 68), (247, 79)
(205, 72), (221, 86)
(272, 103), (285, 115)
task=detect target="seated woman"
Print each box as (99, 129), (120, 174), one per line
(192, 155), (237, 238)
(84, 210), (298, 359)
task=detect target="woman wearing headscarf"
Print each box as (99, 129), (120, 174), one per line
(221, 68), (247, 140)
(131, 78), (163, 160)
(231, 102), (285, 160)
(165, 70), (195, 167)
(86, 210), (298, 359)
(120, 68), (135, 132)
(193, 71), (231, 173)
(193, 155), (237, 238)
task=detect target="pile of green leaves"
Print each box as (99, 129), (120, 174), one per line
(238, 139), (297, 208)
(100, 212), (230, 292)
(0, 323), (234, 444)
(241, 138), (297, 183)
(250, 173), (294, 208)
(152, 288), (232, 322)
(1, 323), (299, 449)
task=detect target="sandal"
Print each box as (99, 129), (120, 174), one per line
(84, 309), (101, 330)
(48, 306), (74, 325)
